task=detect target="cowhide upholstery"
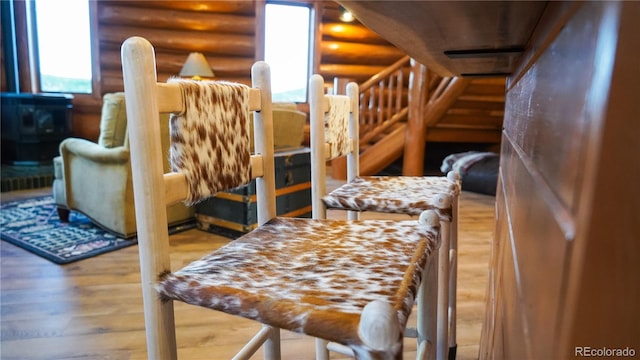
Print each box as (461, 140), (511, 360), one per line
(323, 175), (461, 221)
(167, 78), (251, 205)
(159, 216), (440, 358)
(159, 77), (442, 358)
(326, 95), (352, 159)
(320, 86), (461, 223)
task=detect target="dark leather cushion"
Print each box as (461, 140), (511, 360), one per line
(441, 151), (499, 196)
(461, 155), (499, 196)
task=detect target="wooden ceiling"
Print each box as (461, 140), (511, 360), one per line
(338, 1), (548, 77)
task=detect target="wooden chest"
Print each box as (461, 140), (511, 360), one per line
(195, 148), (312, 238)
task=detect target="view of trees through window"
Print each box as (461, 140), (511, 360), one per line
(265, 3), (311, 103)
(33, 0), (92, 93)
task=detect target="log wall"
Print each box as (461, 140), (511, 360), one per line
(97, 0), (257, 94)
(318, 2), (404, 89)
(1, 0), (403, 141)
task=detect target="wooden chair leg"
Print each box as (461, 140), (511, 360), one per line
(316, 339), (330, 360)
(437, 219), (451, 360)
(57, 207), (70, 222)
(418, 251), (438, 360)
(264, 326), (281, 360)
(234, 326), (281, 360)
(448, 197), (459, 360)
(142, 288), (178, 359)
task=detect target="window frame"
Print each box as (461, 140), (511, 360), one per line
(25, 0), (100, 97)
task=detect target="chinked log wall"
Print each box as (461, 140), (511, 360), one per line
(72, 0), (403, 141)
(3, 0), (501, 176)
(319, 4), (405, 87)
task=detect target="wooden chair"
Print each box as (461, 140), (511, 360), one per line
(309, 74), (460, 360)
(122, 36), (443, 360)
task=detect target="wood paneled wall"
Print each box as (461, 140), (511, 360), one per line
(318, 2), (404, 86)
(480, 2), (640, 358)
(1, 0), (402, 141)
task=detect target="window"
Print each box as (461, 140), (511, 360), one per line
(264, 3), (311, 103)
(31, 0), (92, 93)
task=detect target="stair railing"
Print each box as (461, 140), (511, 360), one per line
(357, 56), (412, 147)
(355, 55), (455, 175)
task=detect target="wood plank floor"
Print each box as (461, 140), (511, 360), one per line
(0, 185), (495, 360)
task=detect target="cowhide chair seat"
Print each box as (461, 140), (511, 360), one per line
(322, 175), (460, 220)
(160, 216), (440, 358)
(322, 173), (461, 360)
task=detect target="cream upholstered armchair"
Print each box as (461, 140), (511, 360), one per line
(52, 92), (194, 238)
(250, 102), (307, 151)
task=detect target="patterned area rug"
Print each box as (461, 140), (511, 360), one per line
(0, 196), (194, 264)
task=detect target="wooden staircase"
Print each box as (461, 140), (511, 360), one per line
(351, 57), (506, 176)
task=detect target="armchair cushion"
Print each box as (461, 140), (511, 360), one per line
(250, 108), (306, 151)
(98, 93), (128, 148)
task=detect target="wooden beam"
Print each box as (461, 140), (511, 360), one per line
(321, 41), (404, 64)
(114, 0), (255, 15)
(323, 22), (394, 45)
(100, 26), (255, 56)
(402, 60), (428, 176)
(98, 5), (255, 34)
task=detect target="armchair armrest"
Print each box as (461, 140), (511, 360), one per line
(58, 137), (136, 232)
(60, 138), (130, 164)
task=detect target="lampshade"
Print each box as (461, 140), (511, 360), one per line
(179, 52), (214, 79)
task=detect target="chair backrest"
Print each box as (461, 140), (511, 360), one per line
(121, 36), (275, 358)
(309, 74), (359, 220)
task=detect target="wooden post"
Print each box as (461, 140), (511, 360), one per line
(403, 59), (428, 176)
(121, 36), (177, 360)
(403, 71), (471, 176)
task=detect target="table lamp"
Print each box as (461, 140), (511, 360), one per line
(179, 52), (214, 80)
